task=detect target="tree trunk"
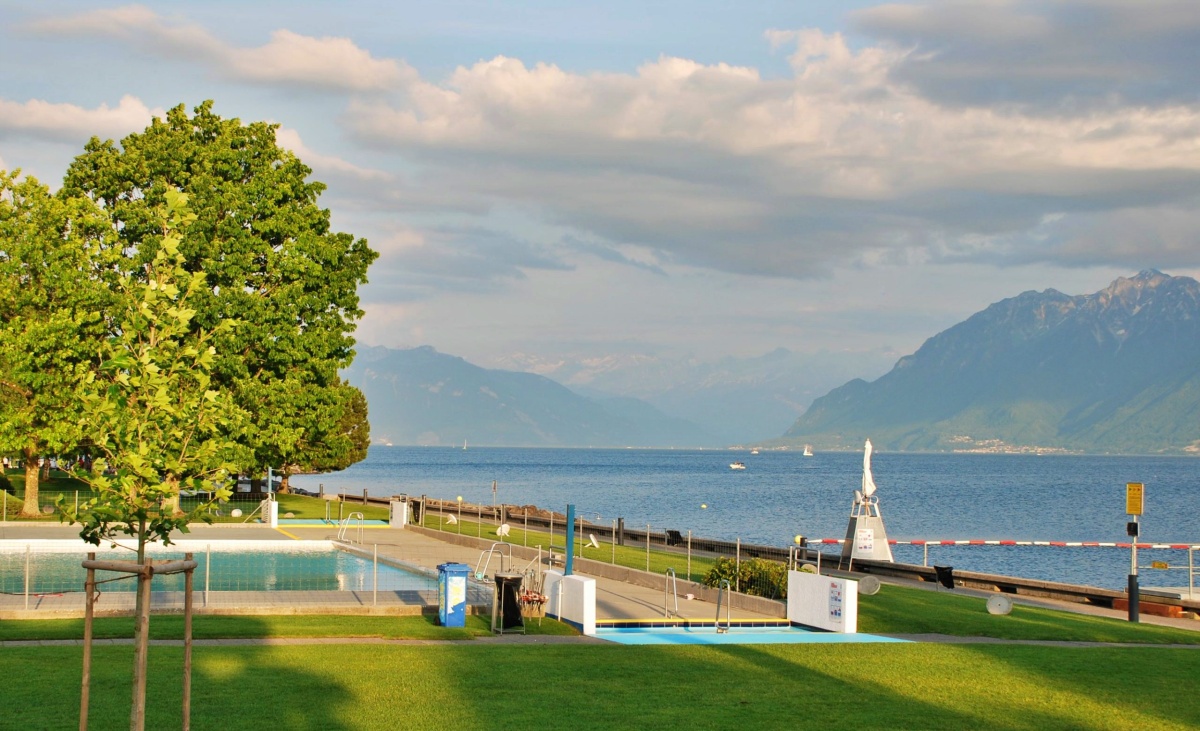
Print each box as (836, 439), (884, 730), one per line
(164, 475), (181, 516)
(277, 472), (291, 495)
(20, 447), (39, 517)
(130, 529), (150, 731)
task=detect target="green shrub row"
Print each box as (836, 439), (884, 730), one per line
(702, 557), (788, 599)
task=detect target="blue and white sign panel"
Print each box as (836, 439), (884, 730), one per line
(787, 570), (858, 633)
(856, 528), (875, 553)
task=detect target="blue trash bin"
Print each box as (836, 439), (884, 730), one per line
(437, 562), (469, 627)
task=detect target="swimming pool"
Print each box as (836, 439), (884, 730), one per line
(596, 625), (908, 646)
(0, 540), (438, 595)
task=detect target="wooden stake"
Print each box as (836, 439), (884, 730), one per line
(80, 553), (95, 731)
(183, 553), (193, 731)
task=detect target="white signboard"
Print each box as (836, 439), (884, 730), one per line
(787, 570), (858, 633)
(856, 528), (875, 553)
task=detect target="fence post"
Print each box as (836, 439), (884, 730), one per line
(477, 505), (482, 538)
(524, 512), (528, 547)
(687, 530), (692, 580)
(75, 490), (79, 515)
(205, 544), (211, 608)
(25, 544), (30, 610)
(645, 524), (650, 572)
(612, 519), (617, 564)
(362, 489), (368, 505)
(736, 538), (741, 593)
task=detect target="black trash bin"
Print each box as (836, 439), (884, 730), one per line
(492, 573), (525, 634)
(934, 565), (955, 590)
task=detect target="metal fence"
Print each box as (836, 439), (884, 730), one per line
(416, 497), (805, 601)
(0, 539), (489, 613)
(3, 489), (289, 524)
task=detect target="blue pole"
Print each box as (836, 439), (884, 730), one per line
(564, 504), (576, 576)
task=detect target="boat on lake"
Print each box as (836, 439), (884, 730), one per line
(803, 445), (813, 457)
(729, 462), (746, 470)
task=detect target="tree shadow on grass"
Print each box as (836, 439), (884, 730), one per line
(0, 615), (355, 731)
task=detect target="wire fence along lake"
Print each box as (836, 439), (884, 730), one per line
(293, 446), (1199, 591)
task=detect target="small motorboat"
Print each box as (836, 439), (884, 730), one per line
(729, 462), (746, 470)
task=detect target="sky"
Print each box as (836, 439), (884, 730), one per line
(3, 0), (1199, 380)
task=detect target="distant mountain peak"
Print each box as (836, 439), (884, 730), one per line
(786, 271), (1200, 454)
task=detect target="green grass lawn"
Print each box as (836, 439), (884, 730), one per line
(860, 582), (1200, 644)
(3, 586), (1199, 729)
(0, 613), (578, 642)
(275, 493), (390, 521)
(3, 642), (1198, 730)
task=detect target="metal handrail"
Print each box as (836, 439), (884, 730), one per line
(338, 512), (365, 544)
(474, 542), (513, 579)
(715, 579), (732, 633)
(664, 568), (679, 618)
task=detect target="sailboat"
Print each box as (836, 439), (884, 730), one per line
(462, 439), (467, 451)
(803, 444), (813, 457)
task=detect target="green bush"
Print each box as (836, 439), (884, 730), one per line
(702, 557), (788, 600)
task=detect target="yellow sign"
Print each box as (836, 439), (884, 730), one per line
(1126, 482), (1144, 515)
(1151, 561), (1169, 570)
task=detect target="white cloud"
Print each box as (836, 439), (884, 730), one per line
(0, 95), (158, 143)
(29, 5), (414, 92)
(343, 27), (1200, 277)
(274, 128), (392, 182)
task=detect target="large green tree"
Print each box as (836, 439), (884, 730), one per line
(63, 101), (378, 483)
(0, 171), (112, 516)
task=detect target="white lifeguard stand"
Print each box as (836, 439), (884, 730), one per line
(841, 439), (894, 563)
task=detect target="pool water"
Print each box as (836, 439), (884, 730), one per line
(596, 625), (907, 646)
(0, 541), (438, 595)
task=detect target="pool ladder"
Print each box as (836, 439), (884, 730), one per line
(714, 579), (732, 633)
(475, 542), (513, 579)
(337, 512), (365, 544)
(663, 568), (679, 618)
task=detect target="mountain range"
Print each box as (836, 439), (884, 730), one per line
(344, 346), (717, 447)
(783, 270), (1200, 455)
(345, 270), (1200, 454)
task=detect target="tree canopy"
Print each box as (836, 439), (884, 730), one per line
(62, 101), (378, 480)
(0, 171), (113, 515)
(57, 190), (242, 555)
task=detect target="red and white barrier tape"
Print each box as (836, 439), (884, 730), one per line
(813, 538), (1200, 550)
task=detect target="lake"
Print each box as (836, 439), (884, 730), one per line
(292, 446), (1198, 591)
